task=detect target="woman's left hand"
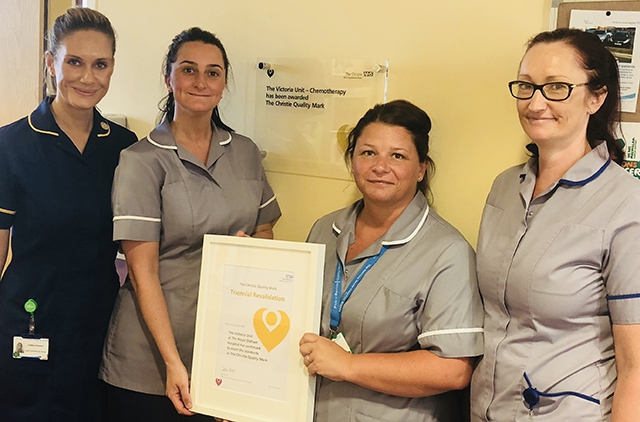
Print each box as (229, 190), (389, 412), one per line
(299, 332), (353, 381)
(165, 360), (195, 415)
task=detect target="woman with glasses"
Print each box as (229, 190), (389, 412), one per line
(471, 28), (640, 421)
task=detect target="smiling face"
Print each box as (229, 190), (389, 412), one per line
(166, 41), (226, 117)
(516, 41), (606, 151)
(351, 122), (427, 208)
(46, 30), (114, 112)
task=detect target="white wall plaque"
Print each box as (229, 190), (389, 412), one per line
(253, 58), (389, 180)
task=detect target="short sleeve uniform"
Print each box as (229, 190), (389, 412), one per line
(471, 142), (640, 421)
(308, 193), (484, 422)
(99, 119), (281, 395)
(0, 99), (136, 421)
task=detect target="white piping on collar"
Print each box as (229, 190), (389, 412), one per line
(146, 133), (178, 150)
(145, 132), (231, 148)
(331, 203), (430, 247)
(259, 194), (277, 209)
(383, 204), (429, 246)
(219, 132), (232, 146)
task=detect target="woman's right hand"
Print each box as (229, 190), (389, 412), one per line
(165, 360), (195, 416)
(299, 332), (354, 381)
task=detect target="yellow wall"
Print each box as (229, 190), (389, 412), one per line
(0, 0), (43, 126)
(49, 0), (74, 27)
(96, 0), (553, 245)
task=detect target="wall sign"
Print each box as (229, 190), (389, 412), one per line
(253, 58), (389, 180)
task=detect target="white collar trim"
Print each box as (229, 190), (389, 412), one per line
(146, 133), (178, 150)
(331, 203), (430, 247)
(219, 132), (232, 146)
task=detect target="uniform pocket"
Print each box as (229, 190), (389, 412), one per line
(160, 180), (194, 244)
(530, 224), (603, 296)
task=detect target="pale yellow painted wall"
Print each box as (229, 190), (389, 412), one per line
(95, 0), (553, 245)
(49, 0), (74, 27)
(0, 0), (43, 126)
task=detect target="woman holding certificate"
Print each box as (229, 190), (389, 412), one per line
(100, 28), (281, 421)
(300, 100), (484, 421)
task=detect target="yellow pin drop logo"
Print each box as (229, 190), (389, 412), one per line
(336, 124), (352, 154)
(253, 308), (290, 352)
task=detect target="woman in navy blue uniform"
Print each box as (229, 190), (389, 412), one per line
(0, 8), (136, 421)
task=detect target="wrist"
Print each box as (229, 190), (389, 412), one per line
(341, 352), (357, 383)
(164, 355), (184, 368)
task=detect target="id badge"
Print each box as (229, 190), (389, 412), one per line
(13, 336), (49, 360)
(331, 332), (352, 353)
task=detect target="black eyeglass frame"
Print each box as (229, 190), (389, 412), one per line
(508, 80), (589, 102)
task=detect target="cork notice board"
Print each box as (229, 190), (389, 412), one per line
(558, 1), (640, 121)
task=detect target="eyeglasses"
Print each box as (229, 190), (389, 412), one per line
(508, 81), (588, 101)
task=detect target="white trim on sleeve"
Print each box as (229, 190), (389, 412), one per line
(113, 215), (162, 223)
(418, 327), (484, 340)
(259, 194), (277, 209)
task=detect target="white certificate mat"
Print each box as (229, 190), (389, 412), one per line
(191, 235), (325, 421)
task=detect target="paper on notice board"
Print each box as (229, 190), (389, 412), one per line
(618, 121), (640, 180)
(570, 10), (640, 113)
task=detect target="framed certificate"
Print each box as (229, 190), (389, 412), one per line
(191, 235), (325, 421)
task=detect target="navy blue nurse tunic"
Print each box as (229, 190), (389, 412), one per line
(0, 99), (137, 421)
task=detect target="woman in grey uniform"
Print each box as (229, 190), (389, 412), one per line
(100, 28), (281, 421)
(471, 28), (640, 421)
(299, 100), (484, 422)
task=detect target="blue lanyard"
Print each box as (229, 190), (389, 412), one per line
(330, 245), (388, 333)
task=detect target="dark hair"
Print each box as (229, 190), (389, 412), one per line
(345, 99), (435, 201)
(46, 7), (116, 96)
(159, 27), (233, 132)
(524, 28), (624, 164)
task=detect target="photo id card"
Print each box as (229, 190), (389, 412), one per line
(13, 336), (49, 360)
(332, 332), (352, 353)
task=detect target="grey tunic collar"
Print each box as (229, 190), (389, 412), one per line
(519, 141), (611, 202)
(331, 193), (430, 262)
(520, 141), (610, 185)
(145, 118), (233, 169)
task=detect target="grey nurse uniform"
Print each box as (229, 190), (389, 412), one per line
(471, 142), (640, 421)
(99, 120), (281, 394)
(309, 193), (484, 422)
